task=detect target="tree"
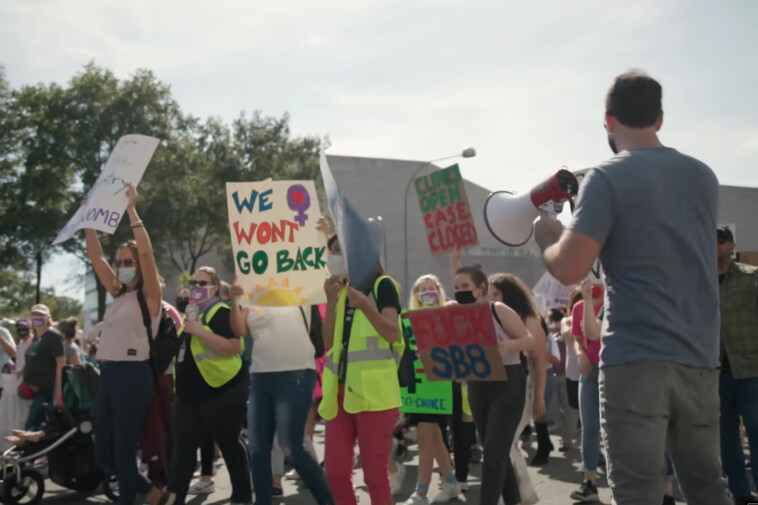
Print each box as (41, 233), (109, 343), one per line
(1, 81), (78, 303)
(144, 112), (327, 276)
(62, 63), (181, 319)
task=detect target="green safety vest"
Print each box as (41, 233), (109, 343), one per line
(178, 302), (244, 388)
(319, 276), (405, 420)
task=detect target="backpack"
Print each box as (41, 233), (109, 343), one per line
(136, 289), (180, 379)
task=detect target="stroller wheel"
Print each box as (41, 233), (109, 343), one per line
(102, 473), (119, 503)
(2, 468), (45, 505)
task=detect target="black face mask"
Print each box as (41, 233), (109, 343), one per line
(454, 290), (477, 305)
(176, 297), (190, 313)
(17, 328), (30, 338)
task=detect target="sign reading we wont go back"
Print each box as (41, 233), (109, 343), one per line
(414, 164), (478, 254)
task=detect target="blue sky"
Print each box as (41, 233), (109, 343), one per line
(2, 0), (757, 300)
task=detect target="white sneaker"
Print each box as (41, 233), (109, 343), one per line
(459, 482), (469, 492)
(433, 482), (461, 503)
(404, 492), (430, 505)
(390, 464), (406, 495)
(187, 479), (215, 495)
(285, 468), (300, 480)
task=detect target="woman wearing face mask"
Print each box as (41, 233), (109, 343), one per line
(161, 267), (251, 505)
(85, 184), (166, 505)
(403, 274), (460, 505)
(21, 304), (65, 430)
(452, 266), (536, 505)
(320, 233), (405, 505)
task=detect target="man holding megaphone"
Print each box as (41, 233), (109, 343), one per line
(533, 71), (730, 505)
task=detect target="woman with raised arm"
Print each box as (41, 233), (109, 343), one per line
(85, 184), (166, 505)
(319, 232), (405, 505)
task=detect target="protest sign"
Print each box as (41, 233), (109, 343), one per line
(403, 304), (506, 382)
(399, 316), (453, 414)
(415, 164), (478, 254)
(532, 272), (575, 311)
(319, 153), (382, 294)
(227, 180), (327, 306)
(53, 134), (160, 245)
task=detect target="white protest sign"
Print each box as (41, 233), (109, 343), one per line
(53, 134), (160, 245)
(227, 180), (327, 306)
(533, 272), (576, 311)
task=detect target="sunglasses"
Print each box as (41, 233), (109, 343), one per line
(114, 258), (135, 267)
(189, 280), (210, 287)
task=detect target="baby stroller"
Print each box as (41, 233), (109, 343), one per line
(0, 363), (101, 505)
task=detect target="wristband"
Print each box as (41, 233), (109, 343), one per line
(130, 220), (144, 228)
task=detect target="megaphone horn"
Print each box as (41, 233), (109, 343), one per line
(483, 169), (579, 247)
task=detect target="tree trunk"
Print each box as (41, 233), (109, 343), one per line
(35, 250), (43, 304)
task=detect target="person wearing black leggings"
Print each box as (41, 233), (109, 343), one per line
(162, 267), (252, 505)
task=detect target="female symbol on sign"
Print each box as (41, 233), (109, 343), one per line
(287, 184), (311, 227)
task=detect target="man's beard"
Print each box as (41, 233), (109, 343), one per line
(607, 134), (618, 154)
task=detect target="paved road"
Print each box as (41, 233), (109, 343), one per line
(40, 425), (690, 504)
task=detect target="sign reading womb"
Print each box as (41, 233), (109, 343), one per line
(415, 164), (478, 254)
(227, 181), (327, 306)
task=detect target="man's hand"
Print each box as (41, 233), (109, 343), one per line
(534, 211), (564, 251)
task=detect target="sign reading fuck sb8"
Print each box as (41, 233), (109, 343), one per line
(227, 181), (327, 306)
(414, 164), (479, 254)
(403, 304), (507, 382)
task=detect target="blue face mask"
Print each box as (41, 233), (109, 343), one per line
(118, 267), (138, 286)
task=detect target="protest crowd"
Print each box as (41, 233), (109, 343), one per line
(0, 71), (755, 505)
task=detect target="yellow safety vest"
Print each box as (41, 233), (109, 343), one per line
(462, 383), (472, 417)
(177, 302), (243, 388)
(319, 276), (405, 420)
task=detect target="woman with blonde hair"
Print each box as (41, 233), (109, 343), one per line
(402, 274), (460, 505)
(161, 266), (251, 505)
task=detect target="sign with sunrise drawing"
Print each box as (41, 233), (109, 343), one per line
(227, 181), (328, 306)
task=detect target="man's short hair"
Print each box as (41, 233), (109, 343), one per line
(717, 226), (734, 244)
(606, 71), (662, 128)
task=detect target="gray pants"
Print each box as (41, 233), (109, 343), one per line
(468, 365), (527, 505)
(600, 361), (731, 505)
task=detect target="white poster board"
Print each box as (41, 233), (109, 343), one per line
(53, 134), (160, 245)
(227, 180), (327, 306)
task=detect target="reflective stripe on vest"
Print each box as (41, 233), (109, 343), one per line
(323, 336), (399, 375)
(177, 302), (243, 388)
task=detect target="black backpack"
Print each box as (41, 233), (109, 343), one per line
(136, 289), (180, 379)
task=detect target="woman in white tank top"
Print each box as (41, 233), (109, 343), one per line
(84, 184), (166, 505)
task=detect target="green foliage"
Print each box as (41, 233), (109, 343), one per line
(1, 61), (328, 318)
(0, 269), (80, 321)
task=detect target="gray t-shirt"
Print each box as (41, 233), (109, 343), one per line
(568, 147), (720, 368)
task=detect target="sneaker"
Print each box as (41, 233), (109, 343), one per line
(187, 479), (215, 495)
(404, 493), (430, 505)
(390, 464), (406, 495)
(662, 495), (675, 505)
(459, 482), (469, 493)
(570, 480), (599, 502)
(433, 482), (461, 503)
(285, 468), (300, 480)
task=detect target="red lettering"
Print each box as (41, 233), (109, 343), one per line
(428, 231), (440, 252)
(287, 221), (299, 242)
(424, 211), (434, 228)
(233, 222), (257, 245)
(455, 201), (470, 221)
(271, 220), (286, 243)
(257, 221), (272, 244)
